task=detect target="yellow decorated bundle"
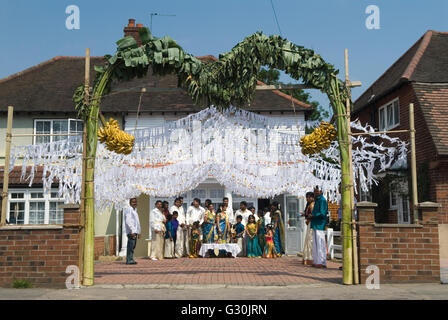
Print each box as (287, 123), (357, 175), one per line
(299, 121), (337, 155)
(97, 118), (135, 155)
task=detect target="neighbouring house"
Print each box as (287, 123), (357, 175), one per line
(352, 30), (448, 226)
(0, 19), (316, 259)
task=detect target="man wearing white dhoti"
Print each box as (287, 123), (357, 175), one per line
(150, 200), (166, 261)
(186, 198), (205, 252)
(170, 197), (187, 257)
(124, 198), (141, 265)
(311, 186), (328, 268)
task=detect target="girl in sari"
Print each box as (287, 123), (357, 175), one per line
(189, 221), (201, 258)
(216, 204), (230, 243)
(202, 203), (216, 243)
(271, 206), (285, 257)
(301, 192), (315, 265)
(246, 215), (262, 258)
(263, 224), (277, 258)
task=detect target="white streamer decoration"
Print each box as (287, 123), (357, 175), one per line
(9, 106), (407, 211)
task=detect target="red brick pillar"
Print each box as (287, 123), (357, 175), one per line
(417, 202), (441, 225)
(356, 201), (377, 284)
(416, 202), (441, 282)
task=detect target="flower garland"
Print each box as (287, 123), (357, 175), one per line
(10, 107), (407, 211)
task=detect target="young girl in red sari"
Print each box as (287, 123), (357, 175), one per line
(263, 224), (277, 258)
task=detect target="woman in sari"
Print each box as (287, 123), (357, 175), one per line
(301, 192), (315, 265)
(216, 204), (230, 243)
(202, 203), (216, 243)
(246, 215), (262, 257)
(189, 221), (202, 258)
(271, 202), (285, 257)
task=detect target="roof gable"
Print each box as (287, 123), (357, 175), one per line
(353, 30), (448, 113)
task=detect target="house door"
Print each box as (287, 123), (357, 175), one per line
(284, 195), (305, 254)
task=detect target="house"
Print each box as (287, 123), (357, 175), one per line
(352, 30), (448, 225)
(0, 19), (315, 258)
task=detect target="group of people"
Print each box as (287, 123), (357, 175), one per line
(148, 197), (286, 260)
(123, 185), (329, 269)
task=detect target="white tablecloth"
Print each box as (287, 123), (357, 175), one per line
(199, 243), (241, 258)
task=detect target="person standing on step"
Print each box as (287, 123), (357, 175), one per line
(124, 198), (141, 265)
(150, 200), (166, 261)
(301, 191), (315, 266)
(170, 197), (186, 257)
(311, 186), (328, 268)
(235, 201), (251, 256)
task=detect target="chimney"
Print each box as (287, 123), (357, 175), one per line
(123, 18), (144, 45)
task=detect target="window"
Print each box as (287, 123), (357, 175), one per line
(192, 189), (206, 199)
(378, 98), (400, 131)
(209, 189), (224, 199)
(7, 189), (64, 225)
(34, 119), (83, 144)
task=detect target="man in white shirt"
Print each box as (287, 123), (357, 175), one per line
(170, 197), (186, 258)
(264, 207), (271, 225)
(124, 198), (141, 265)
(186, 198), (205, 244)
(234, 201), (253, 256)
(234, 201), (252, 226)
(222, 197), (234, 224)
(150, 200), (166, 261)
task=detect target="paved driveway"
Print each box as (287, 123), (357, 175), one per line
(94, 256), (342, 286)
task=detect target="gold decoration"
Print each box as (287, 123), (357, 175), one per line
(299, 121), (337, 155)
(97, 118), (135, 155)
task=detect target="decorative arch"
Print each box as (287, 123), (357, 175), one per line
(73, 28), (353, 285)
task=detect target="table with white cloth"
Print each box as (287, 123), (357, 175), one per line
(199, 243), (241, 258)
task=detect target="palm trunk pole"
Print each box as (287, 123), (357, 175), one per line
(329, 75), (353, 285)
(82, 66), (114, 286)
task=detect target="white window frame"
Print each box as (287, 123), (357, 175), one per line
(378, 98), (400, 131)
(33, 118), (83, 144)
(7, 189), (65, 225)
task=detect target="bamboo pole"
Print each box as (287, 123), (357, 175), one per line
(344, 49), (359, 284)
(352, 130), (410, 136)
(79, 48), (90, 285)
(409, 103), (419, 224)
(1, 106), (13, 226)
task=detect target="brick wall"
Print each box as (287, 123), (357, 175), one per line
(94, 235), (116, 259)
(0, 205), (81, 288)
(357, 201), (441, 283)
(328, 202), (339, 221)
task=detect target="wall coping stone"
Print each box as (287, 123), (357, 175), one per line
(0, 225), (63, 231)
(356, 201), (378, 208)
(58, 204), (80, 209)
(416, 202), (441, 209)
